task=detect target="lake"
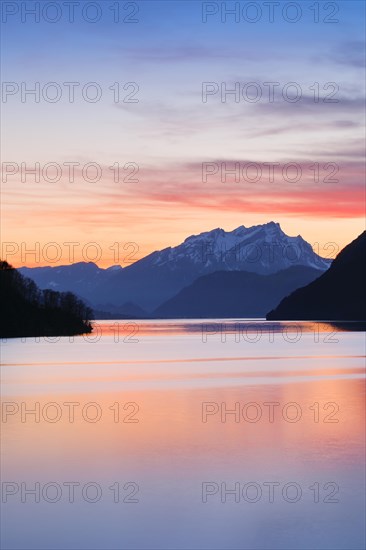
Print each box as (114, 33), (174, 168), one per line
(1, 320), (365, 550)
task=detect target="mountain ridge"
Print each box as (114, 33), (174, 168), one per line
(19, 222), (332, 312)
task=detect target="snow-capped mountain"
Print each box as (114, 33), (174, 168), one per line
(18, 222), (331, 313)
(146, 222), (330, 273)
(91, 222), (331, 310)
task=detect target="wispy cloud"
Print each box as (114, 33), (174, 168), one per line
(330, 41), (366, 68)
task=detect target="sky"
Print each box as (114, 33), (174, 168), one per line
(1, 0), (365, 267)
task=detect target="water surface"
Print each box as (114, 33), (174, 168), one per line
(1, 320), (365, 549)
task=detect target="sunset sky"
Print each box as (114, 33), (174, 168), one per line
(1, 0), (365, 267)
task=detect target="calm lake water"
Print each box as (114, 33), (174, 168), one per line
(1, 320), (365, 550)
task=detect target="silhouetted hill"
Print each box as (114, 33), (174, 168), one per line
(154, 266), (323, 318)
(0, 261), (93, 338)
(267, 232), (366, 321)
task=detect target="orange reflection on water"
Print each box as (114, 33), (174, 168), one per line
(92, 320), (354, 338)
(2, 375), (365, 481)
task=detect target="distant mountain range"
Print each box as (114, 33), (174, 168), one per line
(19, 222), (331, 316)
(19, 261), (122, 303)
(267, 231), (366, 321)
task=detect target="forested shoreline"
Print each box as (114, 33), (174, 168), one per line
(0, 261), (93, 338)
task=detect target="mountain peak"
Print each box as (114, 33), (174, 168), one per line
(183, 222), (285, 244)
(263, 221), (282, 232)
